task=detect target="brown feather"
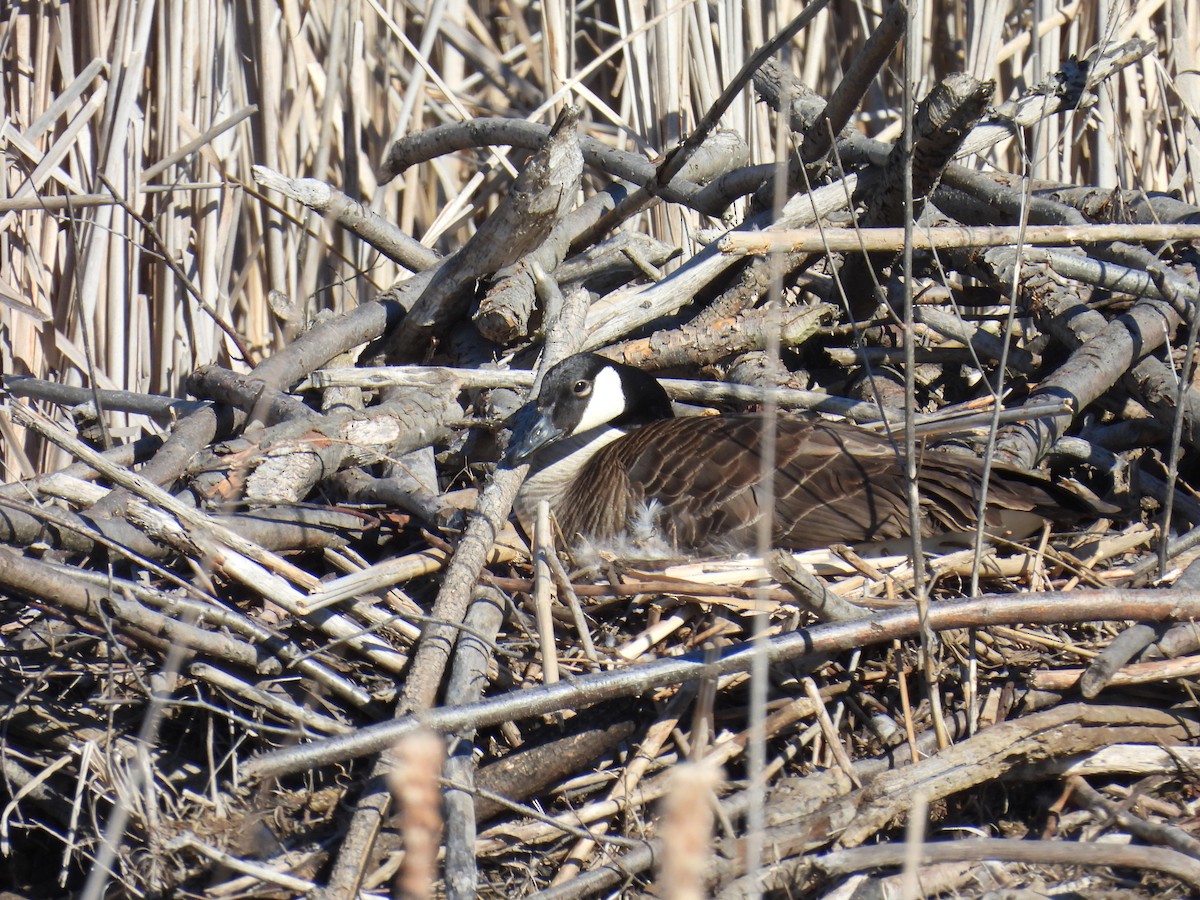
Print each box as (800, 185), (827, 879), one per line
(553, 414), (1103, 553)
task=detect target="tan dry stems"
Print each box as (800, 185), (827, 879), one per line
(1, 1), (1197, 477)
(657, 759), (722, 900)
(388, 729), (446, 900)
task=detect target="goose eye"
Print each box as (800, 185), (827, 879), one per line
(572, 379), (591, 397)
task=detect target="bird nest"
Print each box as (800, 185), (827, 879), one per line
(5, 31), (1200, 900)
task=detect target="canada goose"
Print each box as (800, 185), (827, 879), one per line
(506, 353), (1108, 557)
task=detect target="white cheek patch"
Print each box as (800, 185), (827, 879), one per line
(571, 365), (627, 434)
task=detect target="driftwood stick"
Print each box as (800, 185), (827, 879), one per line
(831, 343), (959, 378)
(315, 364), (1083, 432)
(913, 305), (1038, 373)
(252, 164), (441, 272)
(800, 0), (907, 165)
(1079, 623), (1167, 699)
(1014, 261), (1200, 465)
(525, 712), (980, 900)
(1125, 527), (1200, 588)
(722, 221), (1200, 254)
(57, 563), (375, 708)
(0, 546), (267, 671)
(370, 107), (583, 363)
(1066, 775), (1200, 861)
(472, 184), (623, 344)
(604, 302), (833, 371)
(188, 663), (352, 735)
(690, 162), (780, 211)
(956, 245), (1187, 467)
(837, 704), (1198, 847)
(185, 362), (458, 510)
(552, 230), (678, 285)
(377, 116), (714, 212)
(0, 485), (164, 558)
(187, 365), (314, 424)
(202, 386), (455, 457)
(8, 405), (410, 673)
(735, 838), (1200, 896)
(242, 589), (1200, 780)
(755, 56), (867, 147)
(479, 133), (739, 345)
(754, 36), (1153, 179)
(1027, 654), (1200, 692)
(3, 376), (209, 420)
(1037, 185), (1200, 226)
(7, 405), (303, 582)
(1003, 298), (1179, 466)
(249, 299), (403, 392)
(309, 451), (525, 897)
(399, 289), (588, 715)
(766, 549), (870, 623)
(582, 175), (858, 348)
(684, 247), (817, 327)
(592, 6), (862, 241)
(943, 163), (1200, 321)
(0, 434), (161, 499)
(90, 404), (233, 520)
(843, 72), (994, 317)
(242, 389), (458, 505)
(0, 484), (365, 559)
(442, 588), (505, 900)
(1044, 247), (1183, 299)
(1130, 554), (1200, 626)
(718, 703), (1200, 895)
(472, 708), (639, 825)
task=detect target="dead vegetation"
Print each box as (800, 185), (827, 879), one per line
(4, 1), (1200, 897)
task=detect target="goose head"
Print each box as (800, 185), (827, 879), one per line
(506, 353), (673, 463)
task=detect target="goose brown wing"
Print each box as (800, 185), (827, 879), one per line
(771, 418), (918, 546)
(772, 420), (1096, 545)
(774, 422), (1106, 544)
(565, 416), (923, 551)
(558, 415), (1103, 553)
